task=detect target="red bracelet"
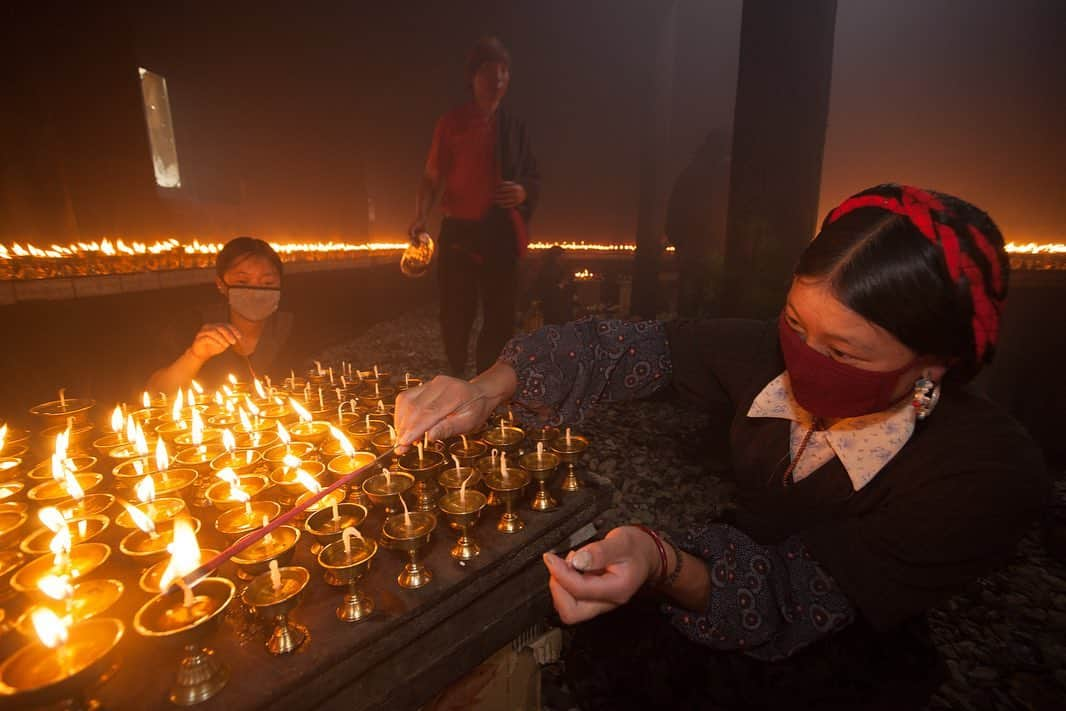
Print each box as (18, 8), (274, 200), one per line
(633, 524), (667, 586)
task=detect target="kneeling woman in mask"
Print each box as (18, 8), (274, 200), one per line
(148, 237), (292, 394)
(394, 185), (1050, 709)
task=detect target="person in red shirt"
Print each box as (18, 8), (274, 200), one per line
(410, 36), (540, 377)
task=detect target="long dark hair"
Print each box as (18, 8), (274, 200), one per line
(795, 185), (1008, 384)
(215, 237), (283, 280)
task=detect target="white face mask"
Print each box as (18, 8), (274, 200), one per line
(226, 285), (281, 321)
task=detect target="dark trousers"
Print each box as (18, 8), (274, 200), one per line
(438, 215), (518, 376)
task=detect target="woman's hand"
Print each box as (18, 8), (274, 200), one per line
(188, 323), (241, 361)
(494, 181), (527, 209)
(394, 375), (496, 450)
(542, 526), (661, 625)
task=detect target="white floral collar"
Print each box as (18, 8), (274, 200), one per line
(746, 371), (917, 491)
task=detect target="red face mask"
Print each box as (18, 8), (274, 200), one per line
(777, 315), (916, 419)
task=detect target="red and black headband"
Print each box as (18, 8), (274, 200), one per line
(825, 185), (1005, 362)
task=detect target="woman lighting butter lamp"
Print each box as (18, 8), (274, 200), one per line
(148, 237), (292, 393)
(396, 185), (1049, 708)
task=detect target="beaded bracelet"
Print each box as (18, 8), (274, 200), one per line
(662, 535), (683, 587)
(633, 524), (668, 586)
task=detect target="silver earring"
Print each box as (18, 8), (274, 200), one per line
(912, 376), (940, 420)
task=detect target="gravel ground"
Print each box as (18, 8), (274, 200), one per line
(317, 304), (1066, 711)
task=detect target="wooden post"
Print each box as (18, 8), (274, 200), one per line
(719, 0), (837, 318)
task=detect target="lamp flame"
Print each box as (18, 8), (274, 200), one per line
(121, 500), (157, 536)
(126, 414), (138, 444)
(221, 428), (236, 452)
(254, 378), (267, 400)
(133, 424), (149, 456)
(136, 475), (156, 504)
(31, 608), (69, 649)
(155, 437), (169, 472)
(142, 391), (151, 408)
(159, 518), (202, 593)
(37, 574), (74, 601)
(238, 408), (253, 433)
(293, 468), (321, 494)
(171, 388), (185, 423)
(330, 426), (356, 457)
(191, 409), (204, 446)
(62, 470), (84, 501)
(289, 398), (312, 423)
(110, 405), (124, 434)
(277, 421), (291, 445)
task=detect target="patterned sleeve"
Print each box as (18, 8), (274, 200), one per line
(497, 317), (672, 427)
(663, 524), (855, 662)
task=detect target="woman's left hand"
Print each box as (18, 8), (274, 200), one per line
(494, 181), (527, 208)
(542, 525), (660, 624)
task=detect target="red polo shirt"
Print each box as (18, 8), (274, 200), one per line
(425, 103), (497, 220)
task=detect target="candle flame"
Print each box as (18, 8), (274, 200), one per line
(254, 378), (267, 400)
(276, 421), (291, 445)
(191, 379), (204, 395)
(222, 428), (236, 452)
(142, 391), (152, 408)
(154, 439), (169, 473)
(50, 523), (72, 564)
(191, 409), (205, 445)
(294, 467), (321, 494)
(136, 474), (156, 504)
(111, 405), (124, 434)
(172, 388), (185, 422)
(216, 466), (241, 488)
(134, 424), (149, 456)
(122, 500), (157, 536)
(289, 398), (312, 424)
(185, 387), (195, 407)
(62, 470), (85, 500)
(159, 518), (202, 592)
(126, 414), (138, 443)
(39, 506), (66, 532)
(330, 426), (356, 457)
(31, 607), (69, 649)
(245, 397), (260, 417)
(228, 373), (238, 386)
(37, 573), (74, 601)
(238, 407), (253, 432)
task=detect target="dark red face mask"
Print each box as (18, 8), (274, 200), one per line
(777, 315), (916, 419)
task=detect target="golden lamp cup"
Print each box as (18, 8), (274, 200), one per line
(326, 451), (379, 508)
(55, 494), (114, 520)
(396, 449), (446, 513)
(230, 525), (300, 580)
(20, 515), (110, 556)
(114, 498), (187, 530)
(551, 433), (589, 493)
(0, 456), (24, 482)
(481, 423), (525, 456)
(28, 455), (97, 481)
(91, 432), (125, 463)
(262, 441), (315, 468)
(317, 535), (378, 622)
(382, 511), (437, 590)
(173, 427), (223, 450)
(27, 473), (104, 504)
(10, 542), (112, 597)
(209, 448), (263, 476)
(242, 565), (310, 655)
(0, 549), (25, 602)
(0, 508), (28, 550)
(289, 420), (332, 448)
(520, 450), (562, 511)
(139, 549), (220, 594)
(368, 430), (398, 457)
(0, 481), (25, 507)
(149, 468), (200, 501)
(438, 465), (482, 495)
(29, 396), (95, 428)
(294, 488), (347, 527)
(344, 418), (388, 450)
(153, 419), (192, 447)
(362, 471), (415, 524)
(484, 468), (532, 534)
(133, 577), (235, 706)
(41, 422), (95, 456)
(234, 429), (280, 452)
(120, 519), (202, 568)
(214, 500), (281, 542)
(526, 425), (561, 446)
(448, 438), (488, 467)
(0, 617), (124, 711)
(204, 474), (271, 512)
(0, 426), (32, 452)
(16, 578), (124, 625)
(438, 490), (488, 561)
(305, 503), (368, 573)
(270, 460), (327, 506)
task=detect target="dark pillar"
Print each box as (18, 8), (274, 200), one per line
(719, 0), (837, 318)
(630, 1), (676, 319)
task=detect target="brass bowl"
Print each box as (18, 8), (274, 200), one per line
(119, 519), (202, 566)
(55, 494), (114, 520)
(27, 455), (97, 481)
(0, 617), (124, 708)
(0, 549), (26, 601)
(231, 525), (301, 578)
(262, 441), (315, 467)
(14, 578), (125, 633)
(214, 501), (282, 541)
(270, 460), (327, 498)
(209, 448), (263, 476)
(10, 542), (112, 595)
(29, 397), (95, 427)
(20, 515), (110, 556)
(0, 455), (25, 481)
(204, 474), (270, 511)
(305, 503), (368, 552)
(0, 509), (29, 550)
(27, 473), (104, 503)
(113, 499), (187, 530)
(40, 422), (95, 455)
(234, 430), (280, 451)
(0, 480), (25, 504)
(447, 439), (488, 467)
(149, 468), (199, 500)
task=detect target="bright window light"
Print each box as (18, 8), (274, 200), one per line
(138, 67), (181, 188)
